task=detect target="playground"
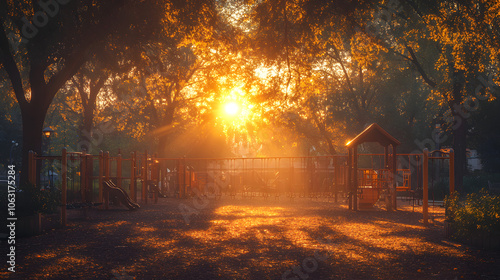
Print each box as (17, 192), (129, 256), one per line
(3, 124), (499, 279)
(3, 197), (499, 280)
(19, 124), (455, 225)
(3, 2), (500, 278)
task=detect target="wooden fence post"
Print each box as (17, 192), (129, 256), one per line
(153, 154), (158, 204)
(392, 145), (398, 211)
(81, 150), (87, 203)
(142, 150), (148, 204)
(98, 151), (104, 204)
(130, 151), (136, 202)
(353, 148), (358, 211)
(104, 151), (110, 210)
(423, 148), (429, 225)
(449, 149), (455, 195)
(347, 149), (352, 210)
(86, 155), (93, 203)
(117, 153), (122, 190)
(61, 148), (67, 226)
(334, 157), (339, 203)
(177, 159), (184, 198)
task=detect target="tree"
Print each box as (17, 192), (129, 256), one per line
(67, 47), (136, 153)
(237, 0), (417, 155)
(0, 0), (219, 184)
(0, 70), (22, 169)
(379, 0), (500, 189)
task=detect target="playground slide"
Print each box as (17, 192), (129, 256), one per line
(104, 181), (140, 210)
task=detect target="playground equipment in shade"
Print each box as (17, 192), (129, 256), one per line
(103, 180), (140, 210)
(346, 123), (401, 211)
(26, 123), (454, 228)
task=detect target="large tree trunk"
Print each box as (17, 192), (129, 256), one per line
(1, 0), (133, 187)
(83, 105), (94, 137)
(452, 114), (467, 191)
(449, 67), (466, 192)
(75, 74), (106, 153)
(20, 103), (49, 187)
(157, 106), (176, 157)
(80, 102), (96, 152)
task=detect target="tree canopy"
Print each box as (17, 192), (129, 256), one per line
(1, 0), (499, 190)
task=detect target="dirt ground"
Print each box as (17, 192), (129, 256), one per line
(2, 196), (499, 280)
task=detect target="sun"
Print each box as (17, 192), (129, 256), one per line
(217, 86), (256, 134)
(224, 101), (240, 116)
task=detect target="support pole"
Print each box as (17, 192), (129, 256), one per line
(130, 151), (136, 202)
(182, 158), (187, 198)
(449, 149), (455, 195)
(61, 148), (67, 227)
(81, 150), (87, 203)
(153, 154), (158, 204)
(87, 155), (93, 202)
(423, 148), (429, 225)
(142, 150), (148, 204)
(177, 159), (180, 198)
(353, 147), (358, 211)
(347, 149), (352, 210)
(98, 151), (104, 203)
(289, 159), (294, 199)
(384, 146), (389, 169)
(178, 159), (185, 198)
(104, 151), (110, 210)
(117, 153), (122, 190)
(334, 157), (339, 203)
(385, 145), (391, 211)
(392, 145), (397, 211)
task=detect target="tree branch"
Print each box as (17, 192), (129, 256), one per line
(0, 22), (27, 108)
(405, 45), (437, 88)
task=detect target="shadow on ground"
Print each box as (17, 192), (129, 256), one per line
(1, 197), (499, 280)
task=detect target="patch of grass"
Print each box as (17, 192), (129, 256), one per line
(445, 189), (500, 245)
(18, 182), (61, 216)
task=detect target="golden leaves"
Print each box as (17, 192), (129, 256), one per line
(423, 1), (497, 74)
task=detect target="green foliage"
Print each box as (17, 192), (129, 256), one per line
(445, 190), (500, 241)
(18, 183), (61, 216)
(0, 83), (22, 171)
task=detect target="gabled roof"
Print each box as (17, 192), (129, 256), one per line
(346, 123), (400, 148)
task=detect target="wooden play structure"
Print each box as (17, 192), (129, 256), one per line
(346, 123), (400, 211)
(26, 123), (455, 227)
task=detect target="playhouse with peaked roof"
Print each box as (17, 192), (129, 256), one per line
(346, 123), (401, 211)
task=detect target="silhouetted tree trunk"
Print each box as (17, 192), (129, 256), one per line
(449, 67), (467, 191)
(73, 74), (107, 152)
(21, 102), (48, 186)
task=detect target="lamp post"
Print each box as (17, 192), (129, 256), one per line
(43, 126), (55, 188)
(43, 126), (55, 139)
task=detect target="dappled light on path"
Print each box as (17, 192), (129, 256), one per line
(6, 198), (498, 280)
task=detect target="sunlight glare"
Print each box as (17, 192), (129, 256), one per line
(225, 101), (240, 116)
